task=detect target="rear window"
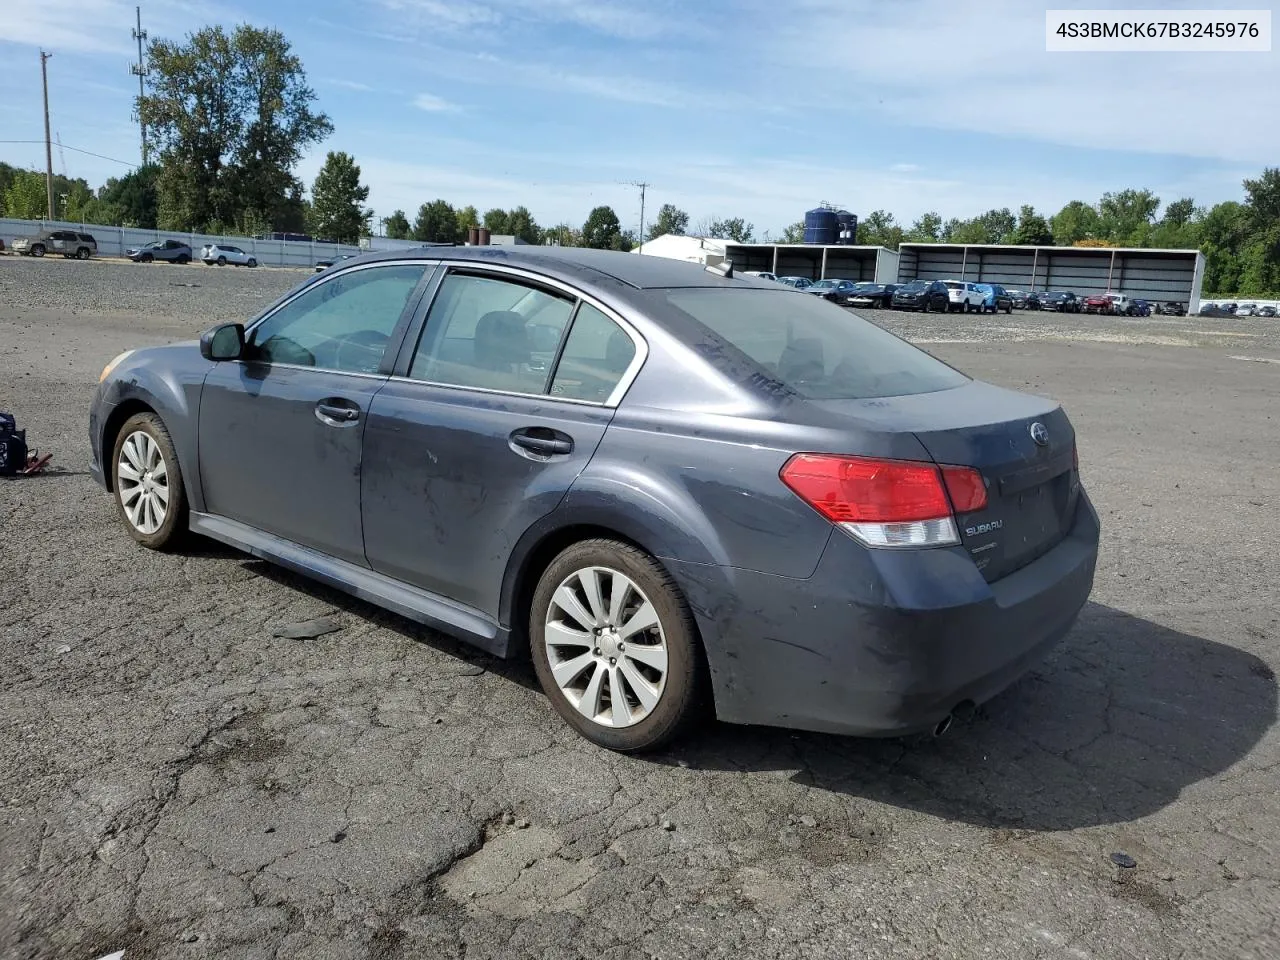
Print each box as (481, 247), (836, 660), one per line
(944, 281), (963, 290)
(662, 289), (969, 400)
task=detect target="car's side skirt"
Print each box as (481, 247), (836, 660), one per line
(188, 512), (511, 657)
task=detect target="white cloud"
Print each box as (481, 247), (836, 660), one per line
(411, 93), (461, 112)
(375, 0), (669, 38)
(327, 79), (375, 93)
(891, 163), (921, 173)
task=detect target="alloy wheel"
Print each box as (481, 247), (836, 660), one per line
(543, 566), (669, 728)
(117, 430), (170, 535)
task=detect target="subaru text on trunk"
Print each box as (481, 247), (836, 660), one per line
(89, 248), (1100, 752)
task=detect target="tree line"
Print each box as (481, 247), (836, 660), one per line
(2, 19), (1276, 294)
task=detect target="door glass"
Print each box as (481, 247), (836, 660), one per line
(247, 263), (427, 373)
(550, 303), (637, 403)
(409, 272), (574, 393)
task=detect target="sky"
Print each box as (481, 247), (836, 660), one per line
(1, 0), (1276, 238)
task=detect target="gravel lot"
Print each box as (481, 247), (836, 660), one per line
(1, 255), (1278, 960)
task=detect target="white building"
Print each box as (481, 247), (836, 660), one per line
(633, 235), (729, 266)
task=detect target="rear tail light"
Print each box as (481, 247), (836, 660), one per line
(779, 454), (987, 549)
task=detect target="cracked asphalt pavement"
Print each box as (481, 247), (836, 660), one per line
(1, 256), (1278, 959)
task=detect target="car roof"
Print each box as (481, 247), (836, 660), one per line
(344, 245), (776, 291)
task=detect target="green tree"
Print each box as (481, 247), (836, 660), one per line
(857, 209), (903, 249)
(455, 205), (479, 236)
(779, 221), (805, 243)
(384, 209), (411, 239)
(309, 151), (370, 243)
(1097, 188), (1160, 245)
(647, 203), (689, 240)
(581, 206), (623, 249)
(413, 199), (459, 243)
(542, 223), (579, 246)
(1241, 168), (1280, 291)
(1051, 200), (1101, 245)
(704, 217), (754, 243)
(138, 24), (331, 231)
(943, 218), (989, 244)
(907, 211), (942, 242)
(482, 208), (511, 234)
(1013, 204), (1053, 245)
(3, 170), (48, 219)
(505, 205), (540, 243)
(95, 165), (160, 228)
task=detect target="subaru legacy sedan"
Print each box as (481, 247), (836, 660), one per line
(89, 247), (1099, 752)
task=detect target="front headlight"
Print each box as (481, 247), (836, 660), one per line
(100, 350), (134, 383)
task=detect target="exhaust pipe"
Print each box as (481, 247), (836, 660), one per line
(932, 714), (952, 737)
(932, 699), (977, 737)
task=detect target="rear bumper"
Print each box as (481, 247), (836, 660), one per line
(674, 491), (1100, 737)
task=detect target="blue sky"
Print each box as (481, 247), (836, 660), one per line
(1, 0), (1276, 237)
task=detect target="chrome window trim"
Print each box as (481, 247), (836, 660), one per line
(402, 261), (649, 409)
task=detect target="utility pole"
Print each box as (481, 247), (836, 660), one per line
(622, 180), (650, 248)
(131, 5), (148, 165)
(41, 50), (54, 221)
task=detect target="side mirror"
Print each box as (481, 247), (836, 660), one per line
(200, 322), (245, 361)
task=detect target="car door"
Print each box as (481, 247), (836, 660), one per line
(361, 266), (643, 619)
(198, 261), (434, 565)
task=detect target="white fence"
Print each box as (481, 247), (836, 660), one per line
(0, 217), (362, 269)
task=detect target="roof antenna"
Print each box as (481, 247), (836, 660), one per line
(705, 258), (733, 278)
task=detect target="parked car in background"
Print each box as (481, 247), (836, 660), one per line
(1082, 294), (1112, 314)
(1129, 299), (1152, 317)
(1220, 302), (1238, 314)
(742, 271), (778, 282)
(1039, 291), (1081, 313)
(943, 281), (986, 313)
(776, 276), (813, 289)
(89, 245), (1099, 751)
(315, 253), (359, 273)
(1257, 305), (1277, 318)
(1236, 303), (1258, 317)
(1021, 291), (1043, 310)
(974, 283), (1014, 314)
(11, 229), (97, 259)
(891, 279), (950, 312)
(806, 278), (859, 302)
(127, 240), (192, 264)
(1156, 301), (1186, 316)
(846, 282), (898, 309)
(201, 244), (257, 268)
(1198, 303), (1235, 317)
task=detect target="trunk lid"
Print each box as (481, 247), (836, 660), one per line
(815, 381), (1080, 582)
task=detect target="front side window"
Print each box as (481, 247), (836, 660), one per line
(550, 303), (636, 403)
(409, 272), (574, 393)
(247, 264), (428, 373)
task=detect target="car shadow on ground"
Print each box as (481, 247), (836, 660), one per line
(211, 548), (1275, 831)
(662, 602), (1277, 831)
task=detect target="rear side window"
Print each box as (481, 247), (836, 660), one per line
(662, 289), (969, 401)
(550, 303), (636, 403)
(410, 272), (574, 394)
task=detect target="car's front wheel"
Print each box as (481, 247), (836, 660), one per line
(111, 413), (187, 550)
(530, 539), (704, 752)
(246, 258), (257, 268)
(141, 253), (153, 263)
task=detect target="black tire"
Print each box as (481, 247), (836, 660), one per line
(31, 244), (45, 257)
(76, 247), (90, 260)
(216, 256), (227, 266)
(177, 254), (190, 264)
(246, 258), (257, 268)
(141, 253), (153, 263)
(530, 539), (706, 752)
(1004, 304), (1012, 314)
(920, 299), (930, 314)
(110, 412), (188, 551)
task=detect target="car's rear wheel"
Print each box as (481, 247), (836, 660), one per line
(176, 254), (190, 264)
(530, 539), (704, 752)
(76, 247), (90, 260)
(31, 244), (45, 257)
(216, 256), (227, 266)
(111, 413), (187, 550)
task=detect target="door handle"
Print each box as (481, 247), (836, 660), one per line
(315, 399), (360, 425)
(510, 428), (573, 457)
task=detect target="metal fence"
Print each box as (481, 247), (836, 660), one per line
(0, 217), (362, 269)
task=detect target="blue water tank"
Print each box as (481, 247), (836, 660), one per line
(803, 207), (838, 244)
(836, 211), (858, 245)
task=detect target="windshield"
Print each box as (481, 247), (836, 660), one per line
(661, 288), (969, 400)
(809, 280), (836, 289)
(852, 283), (879, 291)
(899, 281), (927, 292)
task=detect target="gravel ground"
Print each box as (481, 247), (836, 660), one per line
(1, 254), (1278, 960)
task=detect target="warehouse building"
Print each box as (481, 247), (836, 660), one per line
(635, 235), (900, 283)
(897, 243), (1205, 312)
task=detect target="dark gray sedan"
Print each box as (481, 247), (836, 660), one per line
(89, 247), (1099, 751)
(126, 239), (193, 264)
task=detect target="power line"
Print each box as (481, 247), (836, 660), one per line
(0, 140), (136, 167)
